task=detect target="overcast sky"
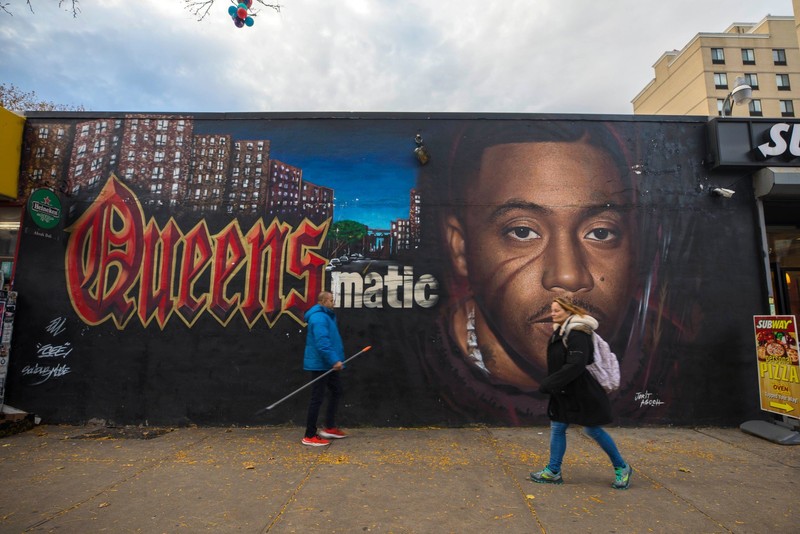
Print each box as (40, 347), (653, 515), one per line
(0, 0), (793, 114)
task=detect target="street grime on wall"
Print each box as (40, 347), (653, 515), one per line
(6, 114), (768, 426)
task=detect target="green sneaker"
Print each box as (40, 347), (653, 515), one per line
(612, 464), (632, 489)
(530, 467), (563, 484)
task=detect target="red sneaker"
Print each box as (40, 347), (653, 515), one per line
(319, 427), (347, 439)
(301, 436), (330, 447)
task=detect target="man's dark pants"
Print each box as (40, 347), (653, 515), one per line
(305, 371), (342, 438)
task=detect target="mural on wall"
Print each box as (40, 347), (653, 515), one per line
(5, 114), (767, 426)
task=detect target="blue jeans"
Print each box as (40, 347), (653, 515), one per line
(547, 421), (626, 474)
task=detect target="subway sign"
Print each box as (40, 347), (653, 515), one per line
(756, 123), (800, 159)
(708, 118), (800, 168)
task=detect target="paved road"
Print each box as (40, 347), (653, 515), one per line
(1, 424), (798, 533)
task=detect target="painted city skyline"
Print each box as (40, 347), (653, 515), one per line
(19, 115), (420, 233)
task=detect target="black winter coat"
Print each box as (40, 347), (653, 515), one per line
(538, 327), (612, 426)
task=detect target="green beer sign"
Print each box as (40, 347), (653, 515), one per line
(27, 188), (62, 230)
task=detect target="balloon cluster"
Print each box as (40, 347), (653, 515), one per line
(228, 1), (255, 28)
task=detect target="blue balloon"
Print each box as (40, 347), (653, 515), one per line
(245, 16), (254, 27)
(228, 5), (236, 16)
(238, 2), (247, 9)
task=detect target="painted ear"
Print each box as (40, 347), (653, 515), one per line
(445, 215), (468, 277)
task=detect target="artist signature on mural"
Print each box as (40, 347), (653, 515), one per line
(634, 391), (665, 408)
(22, 317), (73, 385)
(46, 317), (67, 336)
(21, 363), (71, 385)
(35, 342), (73, 359)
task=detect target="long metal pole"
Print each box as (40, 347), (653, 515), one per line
(255, 346), (372, 414)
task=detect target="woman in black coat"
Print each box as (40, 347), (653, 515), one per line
(530, 296), (632, 489)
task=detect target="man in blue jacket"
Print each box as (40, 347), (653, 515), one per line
(302, 291), (347, 446)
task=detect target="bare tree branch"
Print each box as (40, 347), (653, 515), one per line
(2, 1), (80, 16)
(184, 0), (214, 21)
(184, 0), (281, 22)
(58, 0), (81, 18)
(2, 0), (284, 21)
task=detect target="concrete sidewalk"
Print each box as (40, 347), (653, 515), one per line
(0, 424), (798, 533)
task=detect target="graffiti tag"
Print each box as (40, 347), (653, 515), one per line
(20, 363), (71, 385)
(24, 317), (74, 385)
(46, 317), (67, 336)
(36, 342), (73, 359)
(634, 391), (665, 408)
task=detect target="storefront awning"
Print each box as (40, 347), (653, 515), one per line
(754, 167), (800, 199)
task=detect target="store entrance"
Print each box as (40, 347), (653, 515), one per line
(766, 200), (800, 316)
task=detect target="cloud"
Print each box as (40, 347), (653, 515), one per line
(0, 0), (792, 114)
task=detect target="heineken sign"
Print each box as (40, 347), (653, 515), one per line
(27, 188), (62, 230)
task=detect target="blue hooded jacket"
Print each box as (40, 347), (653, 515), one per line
(303, 303), (345, 371)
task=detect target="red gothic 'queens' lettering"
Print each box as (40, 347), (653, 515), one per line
(65, 175), (327, 329)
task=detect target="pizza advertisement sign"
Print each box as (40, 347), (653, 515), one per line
(753, 315), (800, 419)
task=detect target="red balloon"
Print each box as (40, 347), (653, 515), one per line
(245, 0), (253, 7)
(237, 7), (248, 19)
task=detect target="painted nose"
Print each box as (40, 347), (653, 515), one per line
(541, 234), (593, 292)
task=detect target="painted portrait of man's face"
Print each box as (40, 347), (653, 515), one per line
(444, 139), (634, 390)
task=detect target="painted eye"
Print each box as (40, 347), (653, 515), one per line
(507, 226), (541, 241)
(584, 227), (617, 242)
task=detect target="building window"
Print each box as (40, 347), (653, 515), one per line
(773, 49), (787, 65)
(716, 99), (725, 116)
(744, 73), (759, 90)
(777, 73), (791, 91)
(714, 73), (728, 89)
(749, 99), (762, 117)
(711, 48), (725, 64)
(781, 100), (795, 117)
(741, 48), (755, 65)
